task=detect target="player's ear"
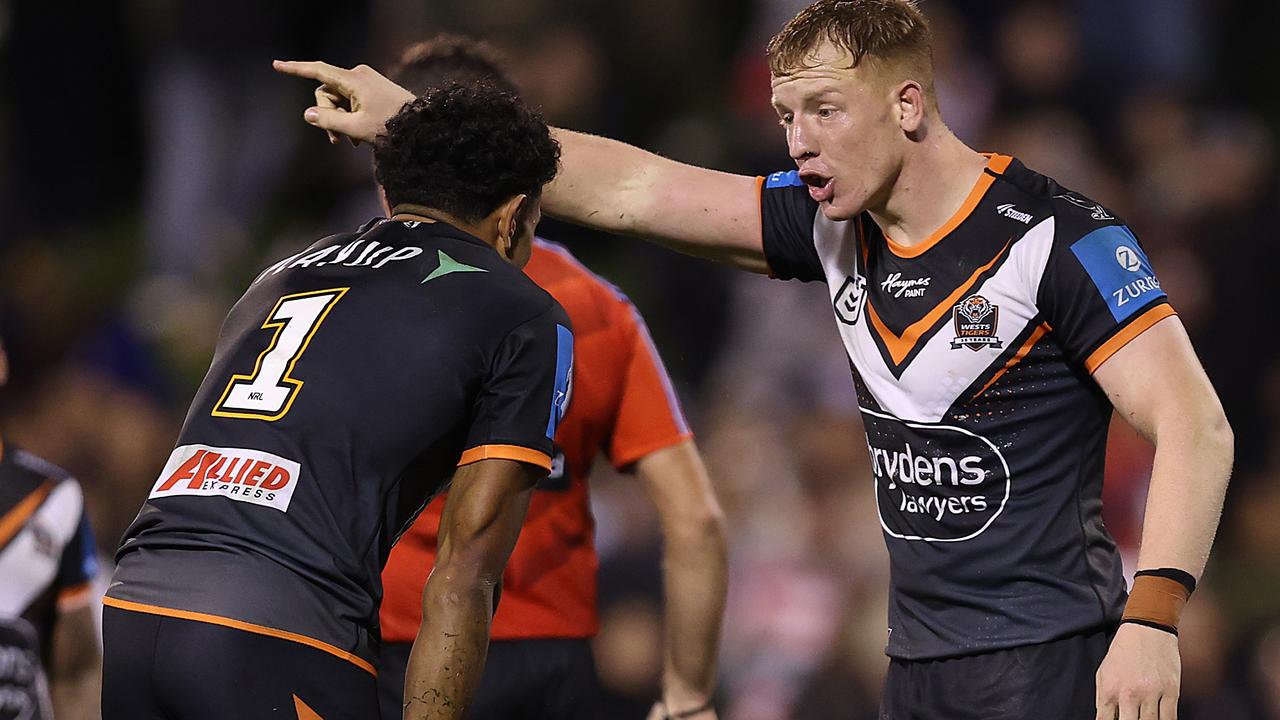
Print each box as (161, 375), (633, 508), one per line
(495, 194), (529, 262)
(897, 80), (925, 135)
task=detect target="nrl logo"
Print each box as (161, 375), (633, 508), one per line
(951, 295), (1003, 351)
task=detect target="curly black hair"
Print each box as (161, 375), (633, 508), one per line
(373, 82), (560, 225)
(393, 34), (519, 97)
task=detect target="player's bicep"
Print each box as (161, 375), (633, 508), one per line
(545, 129), (767, 272)
(434, 459), (538, 579)
(1091, 316), (1223, 442)
(635, 163), (768, 272)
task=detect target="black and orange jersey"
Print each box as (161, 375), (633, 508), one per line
(760, 155), (1172, 660)
(0, 439), (98, 720)
(106, 218), (573, 673)
(380, 239), (691, 644)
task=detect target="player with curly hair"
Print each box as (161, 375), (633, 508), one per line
(102, 84), (569, 720)
(375, 36), (726, 720)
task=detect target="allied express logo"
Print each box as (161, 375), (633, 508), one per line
(148, 444), (301, 512)
(951, 294), (1003, 351)
(862, 408), (1011, 543)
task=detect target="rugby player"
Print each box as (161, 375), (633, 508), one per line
(0, 339), (102, 720)
(374, 37), (726, 720)
(275, 0), (1235, 717)
(102, 84), (569, 719)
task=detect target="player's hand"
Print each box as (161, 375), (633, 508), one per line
(272, 60), (415, 144)
(646, 701), (717, 720)
(1095, 623), (1180, 719)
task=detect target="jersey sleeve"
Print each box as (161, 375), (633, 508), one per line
(56, 506), (98, 611)
(759, 171), (825, 283)
(606, 301), (693, 469)
(460, 305), (574, 472)
(1038, 221), (1175, 374)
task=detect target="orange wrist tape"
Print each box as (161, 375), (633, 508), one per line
(1121, 574), (1192, 633)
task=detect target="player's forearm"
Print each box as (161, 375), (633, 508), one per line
(52, 666), (101, 720)
(659, 510), (728, 707)
(52, 606), (101, 719)
(1132, 403), (1233, 578)
(403, 573), (495, 720)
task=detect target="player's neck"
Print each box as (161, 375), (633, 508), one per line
(390, 204), (493, 245)
(867, 133), (988, 251)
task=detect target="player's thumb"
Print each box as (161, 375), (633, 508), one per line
(303, 106), (360, 138)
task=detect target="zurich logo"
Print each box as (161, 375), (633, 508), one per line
(1114, 245), (1142, 272)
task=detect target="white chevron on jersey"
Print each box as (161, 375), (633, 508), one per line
(0, 478), (84, 616)
(812, 215), (1056, 422)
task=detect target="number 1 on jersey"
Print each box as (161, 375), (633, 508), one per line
(212, 288), (349, 421)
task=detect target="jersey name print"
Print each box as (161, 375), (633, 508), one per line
(107, 218), (572, 669)
(760, 156), (1174, 659)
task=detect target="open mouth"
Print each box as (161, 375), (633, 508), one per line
(800, 171), (834, 203)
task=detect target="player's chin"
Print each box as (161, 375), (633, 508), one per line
(818, 196), (862, 222)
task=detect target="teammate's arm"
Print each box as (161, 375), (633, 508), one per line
(51, 604), (102, 719)
(272, 60), (769, 272)
(634, 440), (726, 720)
(1090, 316), (1233, 720)
(405, 459), (540, 720)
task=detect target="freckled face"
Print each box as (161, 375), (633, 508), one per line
(770, 42), (904, 221)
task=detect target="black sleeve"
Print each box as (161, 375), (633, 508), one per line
(460, 304), (574, 470)
(57, 507), (99, 589)
(759, 171), (825, 282)
(1037, 219), (1174, 373)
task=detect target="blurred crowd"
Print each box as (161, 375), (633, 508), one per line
(2, 0), (1279, 717)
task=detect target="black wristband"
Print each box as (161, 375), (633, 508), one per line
(1134, 568), (1197, 595)
(1119, 617), (1179, 636)
(665, 700), (715, 719)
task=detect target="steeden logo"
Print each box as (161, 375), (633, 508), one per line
(996, 203), (1033, 224)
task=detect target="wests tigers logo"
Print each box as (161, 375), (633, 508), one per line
(951, 295), (1003, 351)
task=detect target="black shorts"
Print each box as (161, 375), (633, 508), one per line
(880, 628), (1113, 720)
(102, 606), (379, 720)
(378, 638), (599, 720)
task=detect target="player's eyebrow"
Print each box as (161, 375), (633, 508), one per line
(802, 87), (844, 104)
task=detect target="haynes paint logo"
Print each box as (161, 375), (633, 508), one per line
(148, 444), (302, 512)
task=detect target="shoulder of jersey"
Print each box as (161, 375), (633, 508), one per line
(10, 448), (74, 482)
(996, 161), (1126, 241)
(763, 169), (807, 190)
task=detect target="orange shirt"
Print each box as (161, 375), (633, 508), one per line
(379, 239), (691, 642)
